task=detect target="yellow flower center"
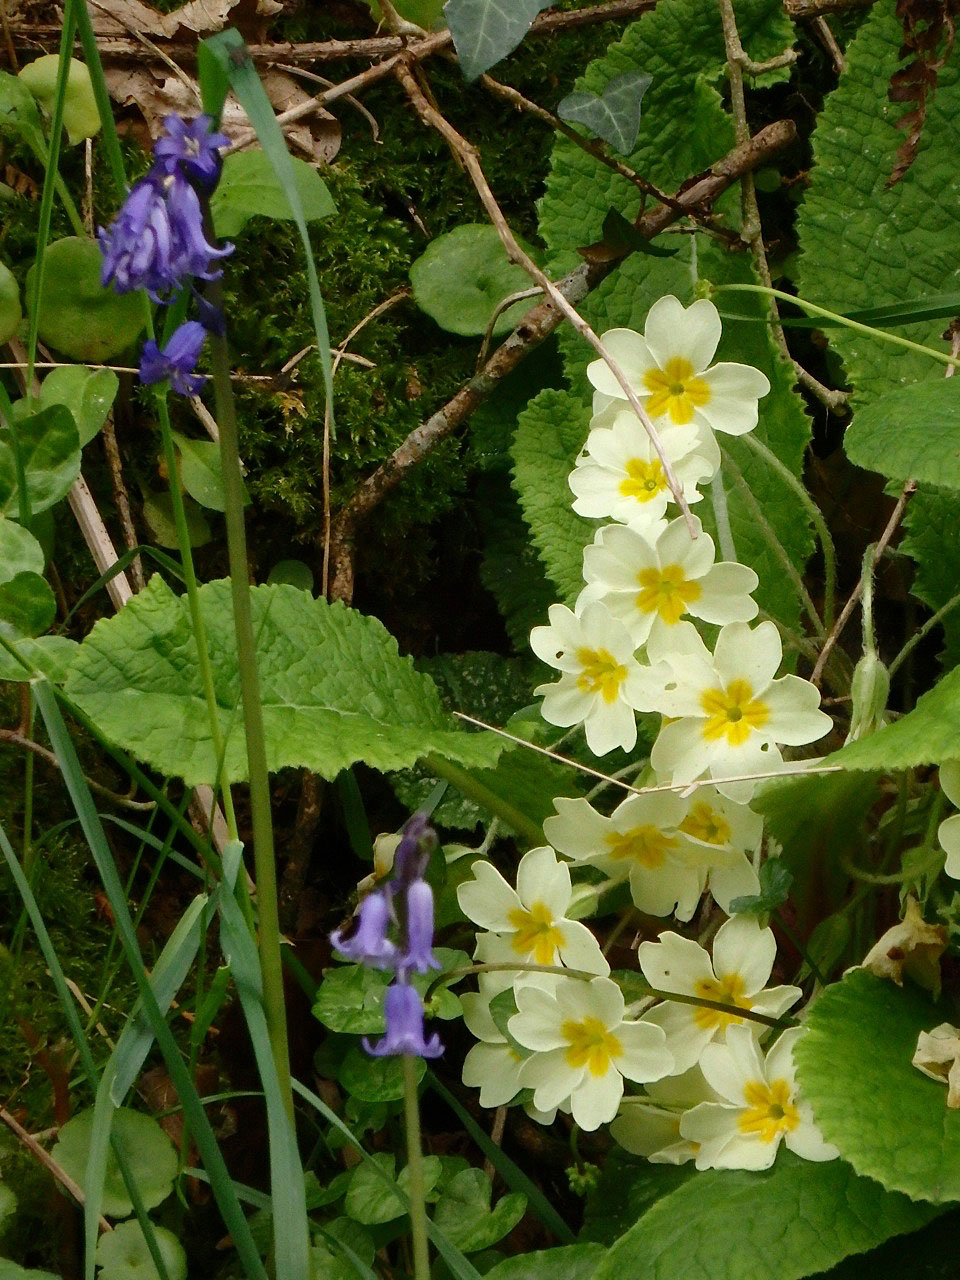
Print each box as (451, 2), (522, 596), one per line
(680, 802), (732, 846)
(605, 825), (677, 869)
(738, 1077), (800, 1143)
(576, 647), (627, 703)
(562, 1015), (623, 1077)
(635, 563), (702, 625)
(692, 972), (753, 1030)
(619, 457), (667, 503)
(700, 679), (769, 746)
(643, 356), (711, 425)
(507, 903), (566, 966)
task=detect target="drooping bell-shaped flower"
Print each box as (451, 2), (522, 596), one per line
(165, 173), (233, 283)
(401, 879), (441, 975)
(365, 981), (443, 1059)
(330, 889), (397, 969)
(139, 320), (208, 396)
(99, 174), (180, 301)
(154, 113), (229, 185)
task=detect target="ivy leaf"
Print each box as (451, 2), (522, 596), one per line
(0, 404), (80, 516)
(558, 71), (653, 156)
(210, 149), (336, 238)
(444, 0), (550, 81)
(728, 858), (792, 916)
(432, 1168), (527, 1253)
(828, 666), (960, 771)
(843, 379), (960, 491)
(511, 388), (594, 604)
(795, 969), (960, 1202)
(343, 1154), (443, 1226)
(590, 1150), (939, 1280)
(63, 577), (502, 787)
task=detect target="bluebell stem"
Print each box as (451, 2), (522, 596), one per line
(331, 812), (444, 1059)
(139, 321), (208, 396)
(153, 113), (229, 186)
(365, 981), (443, 1059)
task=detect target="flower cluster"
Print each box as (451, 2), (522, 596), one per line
(455, 296), (838, 1168)
(98, 113), (232, 395)
(331, 813), (443, 1059)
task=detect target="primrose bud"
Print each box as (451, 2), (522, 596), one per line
(845, 651), (890, 743)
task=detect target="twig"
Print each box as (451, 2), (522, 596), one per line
(328, 118), (798, 602)
(793, 362), (850, 413)
(811, 479), (917, 684)
(101, 412), (145, 591)
(783, 0), (874, 15)
(274, 63), (381, 141)
(0, 728), (155, 810)
(395, 59), (695, 530)
(0, 1107), (112, 1230)
(811, 16), (846, 74)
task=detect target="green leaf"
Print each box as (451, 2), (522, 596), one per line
(511, 388), (594, 603)
(590, 1150), (939, 1280)
(95, 1220), (187, 1280)
(0, 404), (80, 516)
(901, 487), (960, 668)
(410, 225), (540, 338)
(344, 1154), (443, 1226)
(444, 0), (550, 81)
(65, 577), (500, 786)
(18, 56), (100, 143)
(843, 380), (960, 491)
(0, 571), (55, 638)
(0, 1265), (59, 1280)
(478, 480), (555, 651)
(313, 965), (391, 1035)
(828, 666), (960, 771)
(141, 489), (211, 549)
(0, 260), (21, 343)
(484, 1246), (604, 1280)
(0, 516), (44, 583)
(0, 633), (78, 681)
(38, 364), (118, 448)
(795, 969), (960, 1202)
(0, 1184), (15, 1229)
(337, 1046), (425, 1103)
(266, 559), (314, 592)
(170, 430), (247, 512)
(209, 148), (336, 238)
(598, 208), (677, 259)
(432, 1168), (527, 1253)
(25, 237), (145, 362)
(557, 71), (653, 155)
(367, 0), (446, 27)
(581, 1147), (692, 1245)
(51, 1107), (178, 1218)
(728, 858), (792, 916)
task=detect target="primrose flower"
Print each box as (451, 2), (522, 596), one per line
(153, 113), (229, 184)
(365, 981), (443, 1059)
(651, 621), (833, 801)
(530, 601), (667, 755)
(457, 845), (609, 975)
(637, 914), (801, 1073)
(610, 1064), (721, 1164)
(139, 320), (208, 396)
(461, 972), (529, 1108)
(680, 1026), (838, 1170)
(569, 407), (717, 534)
(509, 974), (673, 1130)
(938, 761), (960, 880)
(586, 296), (771, 437)
(578, 516), (759, 650)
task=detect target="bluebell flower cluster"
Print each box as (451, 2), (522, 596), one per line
(98, 114), (232, 395)
(331, 813), (444, 1059)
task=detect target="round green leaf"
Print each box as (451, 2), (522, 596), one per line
(38, 365), (118, 448)
(18, 56), (100, 142)
(95, 1221), (187, 1280)
(433, 1168), (527, 1253)
(266, 559), (314, 592)
(795, 969), (960, 1202)
(314, 965), (390, 1035)
(209, 149), (336, 238)
(0, 261), (21, 344)
(0, 572), (55, 638)
(0, 517), (44, 584)
(51, 1107), (178, 1218)
(63, 577), (501, 786)
(0, 404), (80, 515)
(25, 238), (144, 361)
(0, 1264), (59, 1280)
(410, 224), (541, 337)
(337, 1046), (425, 1102)
(171, 430), (248, 512)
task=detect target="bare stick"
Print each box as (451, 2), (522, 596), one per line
(328, 118), (797, 601)
(0, 728), (155, 810)
(0, 1107), (112, 1230)
(101, 413), (145, 591)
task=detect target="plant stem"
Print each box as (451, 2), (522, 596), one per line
(424, 752), (544, 846)
(888, 590), (960, 678)
(402, 1054), (431, 1280)
(206, 301), (294, 1124)
(713, 283), (960, 371)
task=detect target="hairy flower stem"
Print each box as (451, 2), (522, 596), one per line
(206, 281), (295, 1126)
(402, 1054), (431, 1280)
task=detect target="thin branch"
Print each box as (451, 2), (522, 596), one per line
(328, 118), (798, 602)
(0, 728), (156, 811)
(0, 1107), (112, 1231)
(101, 412), (145, 591)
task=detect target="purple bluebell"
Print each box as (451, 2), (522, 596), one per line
(154, 114), (229, 185)
(139, 320), (208, 396)
(364, 981), (442, 1059)
(394, 811), (438, 886)
(99, 174), (181, 302)
(330, 889), (397, 969)
(401, 879), (440, 976)
(165, 174), (233, 283)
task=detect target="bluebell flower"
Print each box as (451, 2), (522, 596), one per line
(154, 114), (229, 185)
(364, 981), (443, 1059)
(401, 880), (440, 975)
(330, 890), (397, 969)
(394, 811), (438, 885)
(165, 174), (233, 283)
(99, 174), (181, 302)
(139, 320), (208, 396)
